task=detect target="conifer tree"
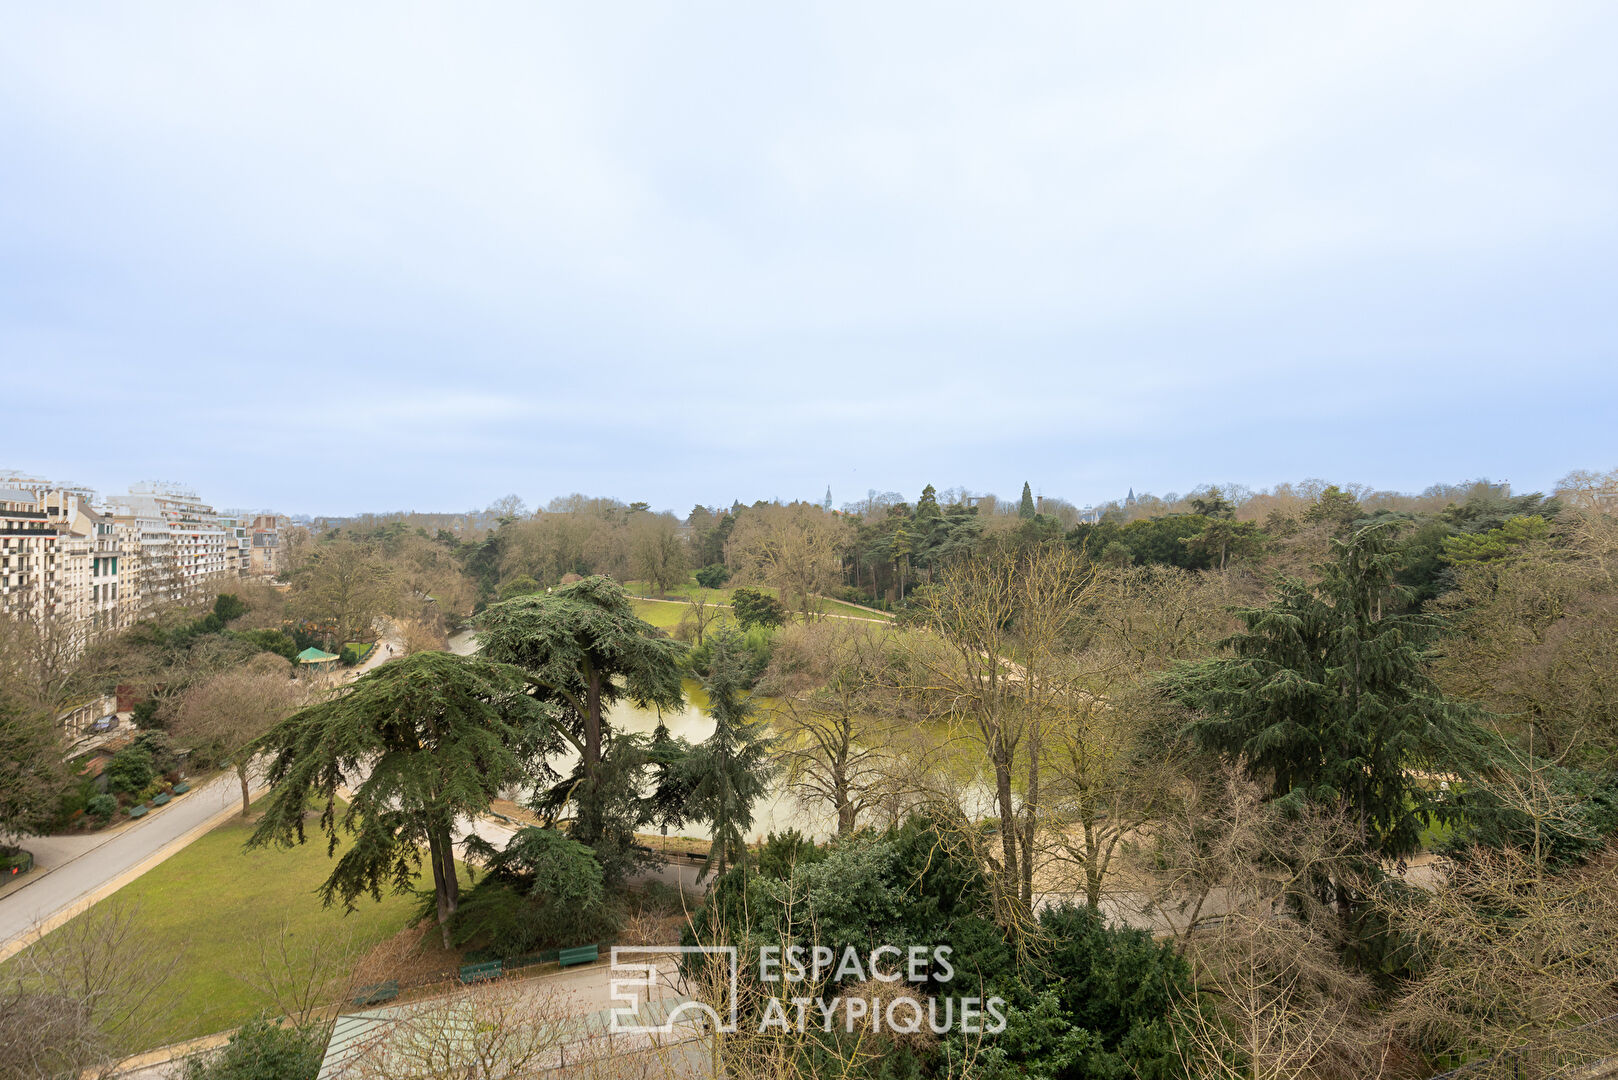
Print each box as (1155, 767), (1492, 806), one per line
(681, 630), (777, 880)
(248, 651), (559, 945)
(1158, 523), (1478, 859)
(1020, 481), (1037, 519)
(476, 576), (685, 867)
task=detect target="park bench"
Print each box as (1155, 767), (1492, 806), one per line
(152, 793), (171, 806)
(558, 945), (599, 968)
(128, 805), (147, 818)
(352, 981), (399, 1006)
(459, 960), (503, 984)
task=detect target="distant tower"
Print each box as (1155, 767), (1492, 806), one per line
(823, 485), (833, 511)
(1126, 487), (1136, 506)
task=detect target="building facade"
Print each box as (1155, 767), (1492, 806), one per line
(108, 482), (231, 608)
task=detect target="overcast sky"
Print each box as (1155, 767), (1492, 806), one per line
(3, 3), (1614, 516)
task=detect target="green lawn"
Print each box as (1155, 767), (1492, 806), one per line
(621, 578), (892, 622)
(10, 807), (464, 1051)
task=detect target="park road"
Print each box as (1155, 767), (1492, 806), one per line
(0, 770), (260, 960)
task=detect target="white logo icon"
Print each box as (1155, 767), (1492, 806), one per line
(609, 945), (738, 1034)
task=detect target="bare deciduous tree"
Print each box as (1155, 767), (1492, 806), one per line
(342, 977), (578, 1080)
(240, 914), (363, 1029)
(165, 666), (306, 815)
(675, 590), (722, 648)
(1138, 764), (1393, 1080)
(725, 503), (850, 617)
(631, 513), (689, 598)
(759, 621), (914, 837)
(0, 902), (180, 1080)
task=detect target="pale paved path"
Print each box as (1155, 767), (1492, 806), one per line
(0, 771), (260, 959)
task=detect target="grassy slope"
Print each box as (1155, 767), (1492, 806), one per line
(13, 808), (464, 1051)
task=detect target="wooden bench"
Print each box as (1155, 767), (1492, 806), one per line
(558, 945), (599, 968)
(459, 960), (503, 984)
(352, 981), (399, 1006)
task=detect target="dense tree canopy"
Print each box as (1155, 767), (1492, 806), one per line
(247, 651), (559, 945)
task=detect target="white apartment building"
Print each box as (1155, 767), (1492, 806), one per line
(108, 481), (231, 608)
(3, 470), (284, 650)
(0, 487), (57, 623)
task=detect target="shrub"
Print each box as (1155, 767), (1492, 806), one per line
(131, 731), (178, 774)
(86, 794), (117, 821)
(228, 628), (299, 662)
(182, 1015), (325, 1080)
(131, 699), (161, 730)
(451, 827), (617, 959)
(730, 587), (786, 631)
(211, 593), (249, 625)
(695, 563), (730, 589)
(498, 574), (544, 600)
(684, 625), (775, 685)
(756, 829), (825, 881)
(104, 747), (154, 795)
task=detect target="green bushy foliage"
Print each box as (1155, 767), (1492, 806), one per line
(181, 1016), (324, 1080)
(730, 587), (786, 631)
(86, 793), (118, 820)
(451, 827), (616, 959)
(685, 625), (775, 684)
(104, 747), (154, 795)
(755, 829), (826, 881)
(695, 563), (730, 588)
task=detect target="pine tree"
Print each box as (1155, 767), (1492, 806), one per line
(1019, 481), (1036, 519)
(1158, 523), (1479, 859)
(681, 630), (777, 879)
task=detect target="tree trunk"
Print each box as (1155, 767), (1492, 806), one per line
(1083, 818), (1101, 910)
(994, 747), (1019, 914)
(428, 830), (454, 947)
(437, 824), (460, 910)
(836, 778), (855, 837)
(1021, 727), (1040, 908)
(584, 662), (602, 777)
(237, 762), (252, 817)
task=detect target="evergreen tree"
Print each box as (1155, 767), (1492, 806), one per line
(248, 652), (559, 945)
(681, 629), (778, 879)
(916, 483), (941, 521)
(1157, 523), (1478, 859)
(1019, 481), (1036, 519)
(475, 577), (686, 867)
(476, 576), (684, 781)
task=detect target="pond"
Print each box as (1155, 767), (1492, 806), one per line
(447, 628), (835, 840)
